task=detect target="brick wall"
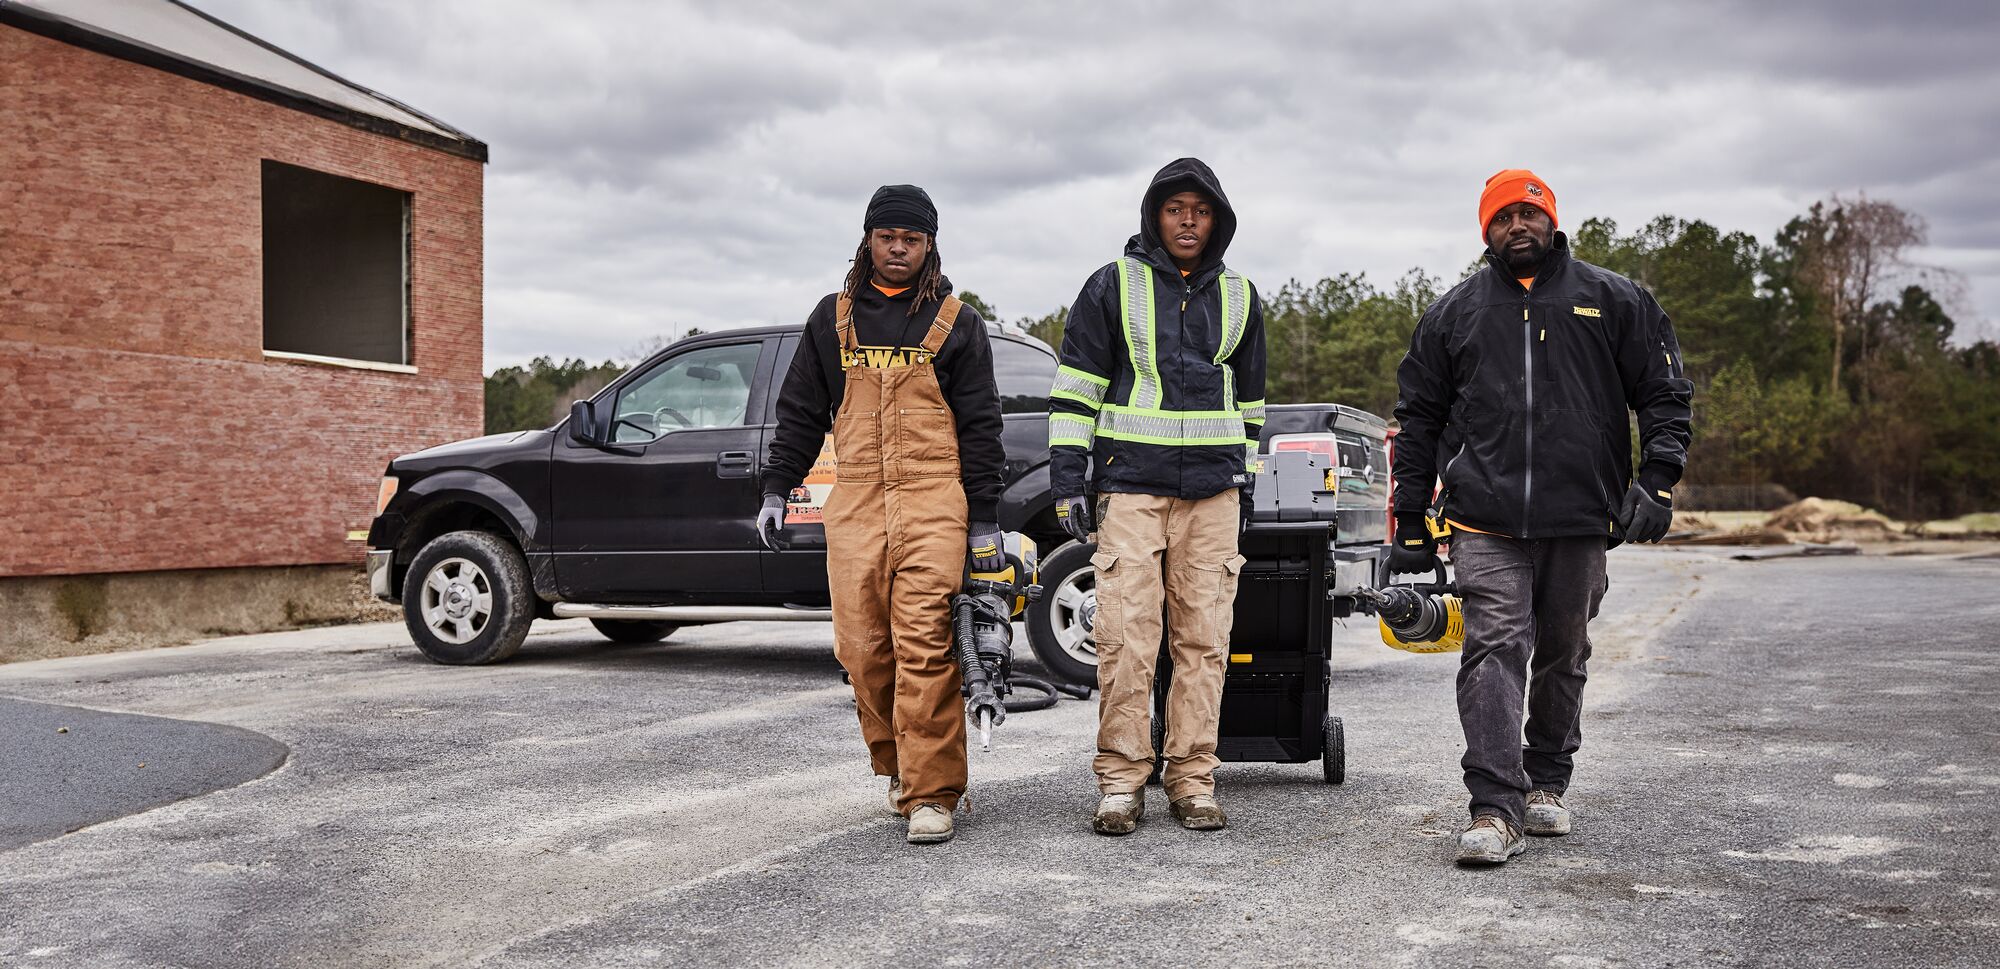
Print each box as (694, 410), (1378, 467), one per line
(0, 26), (485, 577)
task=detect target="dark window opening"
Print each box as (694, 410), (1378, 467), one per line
(261, 160), (411, 366)
(992, 338), (1056, 414)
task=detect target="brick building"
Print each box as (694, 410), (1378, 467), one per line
(1, 0), (487, 652)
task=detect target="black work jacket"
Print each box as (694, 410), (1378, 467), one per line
(1392, 234), (1694, 539)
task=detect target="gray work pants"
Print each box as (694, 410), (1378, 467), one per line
(1450, 532), (1608, 828)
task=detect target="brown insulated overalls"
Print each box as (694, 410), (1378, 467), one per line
(824, 293), (970, 815)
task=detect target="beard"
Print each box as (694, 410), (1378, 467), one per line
(1499, 235), (1547, 274)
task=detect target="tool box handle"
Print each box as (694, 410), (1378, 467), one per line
(1374, 557), (1453, 596)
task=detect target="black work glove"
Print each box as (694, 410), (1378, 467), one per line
(1387, 514), (1440, 575)
(968, 521), (1005, 573)
(1054, 495), (1092, 543)
(1617, 470), (1675, 544)
(754, 493), (787, 552)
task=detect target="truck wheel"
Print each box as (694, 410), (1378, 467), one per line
(402, 530), (535, 665)
(1025, 539), (1100, 687)
(590, 619), (678, 644)
(1322, 716), (1346, 785)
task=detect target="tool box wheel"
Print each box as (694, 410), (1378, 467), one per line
(1321, 716), (1346, 785)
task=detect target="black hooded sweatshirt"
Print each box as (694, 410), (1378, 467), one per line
(761, 276), (1006, 522)
(1049, 157), (1268, 500)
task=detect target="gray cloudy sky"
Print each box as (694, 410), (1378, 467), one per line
(195, 0), (2000, 368)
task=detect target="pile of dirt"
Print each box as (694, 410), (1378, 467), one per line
(1764, 498), (1908, 543)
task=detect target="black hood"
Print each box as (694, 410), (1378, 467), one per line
(1129, 157), (1237, 276)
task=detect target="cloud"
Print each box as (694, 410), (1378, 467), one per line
(188, 0), (2000, 362)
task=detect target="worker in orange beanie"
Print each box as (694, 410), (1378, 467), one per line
(1392, 169), (1693, 866)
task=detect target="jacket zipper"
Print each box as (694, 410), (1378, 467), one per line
(1521, 289), (1534, 536)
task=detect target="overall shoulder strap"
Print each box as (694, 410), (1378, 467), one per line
(834, 294), (857, 355)
(920, 294), (962, 355)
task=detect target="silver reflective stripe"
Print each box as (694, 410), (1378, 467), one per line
(1216, 271), (1250, 362)
(1049, 412), (1096, 448)
(1097, 406), (1245, 445)
(1117, 257), (1162, 410)
(1240, 400), (1267, 423)
(1051, 365), (1109, 410)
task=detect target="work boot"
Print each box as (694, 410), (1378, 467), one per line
(906, 803), (954, 845)
(1524, 790), (1571, 836)
(886, 776), (902, 816)
(1092, 791), (1144, 836)
(1170, 794), (1228, 831)
(1455, 815), (1526, 866)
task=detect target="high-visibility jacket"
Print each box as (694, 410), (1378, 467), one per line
(1049, 159), (1267, 501)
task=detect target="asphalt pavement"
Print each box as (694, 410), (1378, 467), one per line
(1, 547), (1995, 968)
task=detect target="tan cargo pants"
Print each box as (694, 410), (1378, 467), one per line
(1090, 489), (1244, 798)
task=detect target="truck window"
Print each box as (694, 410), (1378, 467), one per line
(612, 342), (761, 443)
(993, 338), (1056, 414)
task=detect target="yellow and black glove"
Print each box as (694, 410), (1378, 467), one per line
(1054, 495), (1092, 543)
(1388, 513), (1440, 574)
(967, 522), (1005, 573)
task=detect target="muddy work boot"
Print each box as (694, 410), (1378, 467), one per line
(1524, 790), (1571, 836)
(1170, 794), (1228, 831)
(906, 803), (954, 845)
(1092, 791), (1144, 836)
(885, 776), (903, 816)
(1455, 815), (1526, 866)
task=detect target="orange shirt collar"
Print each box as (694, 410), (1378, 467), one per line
(872, 281), (911, 297)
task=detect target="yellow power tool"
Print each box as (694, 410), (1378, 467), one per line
(1357, 563), (1465, 654)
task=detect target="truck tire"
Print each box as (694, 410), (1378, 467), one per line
(590, 619), (678, 644)
(402, 530), (535, 665)
(1025, 539), (1100, 688)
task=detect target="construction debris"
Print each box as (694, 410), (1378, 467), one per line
(1763, 498), (1908, 543)
(1731, 542), (1862, 561)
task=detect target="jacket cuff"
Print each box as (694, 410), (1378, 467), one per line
(1637, 462), (1680, 498)
(758, 472), (800, 498)
(967, 497), (998, 523)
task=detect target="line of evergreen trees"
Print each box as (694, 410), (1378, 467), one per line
(487, 195), (1998, 519)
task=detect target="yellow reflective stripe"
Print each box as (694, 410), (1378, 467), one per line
(1239, 399), (1267, 424)
(1051, 365), (1108, 410)
(1049, 412), (1096, 448)
(1117, 258), (1162, 410)
(1055, 364), (1109, 388)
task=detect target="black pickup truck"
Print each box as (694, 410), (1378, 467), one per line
(365, 324), (1391, 681)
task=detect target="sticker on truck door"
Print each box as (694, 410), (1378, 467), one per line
(784, 434), (839, 523)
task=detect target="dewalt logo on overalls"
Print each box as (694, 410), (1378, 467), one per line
(838, 345), (936, 369)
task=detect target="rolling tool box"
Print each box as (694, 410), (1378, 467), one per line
(1151, 449), (1369, 784)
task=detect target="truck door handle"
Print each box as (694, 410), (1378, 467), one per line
(716, 450), (755, 479)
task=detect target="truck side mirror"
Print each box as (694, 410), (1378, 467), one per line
(568, 399), (605, 446)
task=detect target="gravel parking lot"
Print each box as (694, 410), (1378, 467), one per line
(2, 546), (1997, 968)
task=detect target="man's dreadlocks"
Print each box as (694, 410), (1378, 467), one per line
(843, 233), (944, 317)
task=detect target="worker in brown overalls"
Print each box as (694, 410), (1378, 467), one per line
(758, 185), (1006, 845)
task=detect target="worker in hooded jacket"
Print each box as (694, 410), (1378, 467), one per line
(1048, 157), (1268, 836)
(1391, 170), (1693, 866)
(758, 185), (1006, 846)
